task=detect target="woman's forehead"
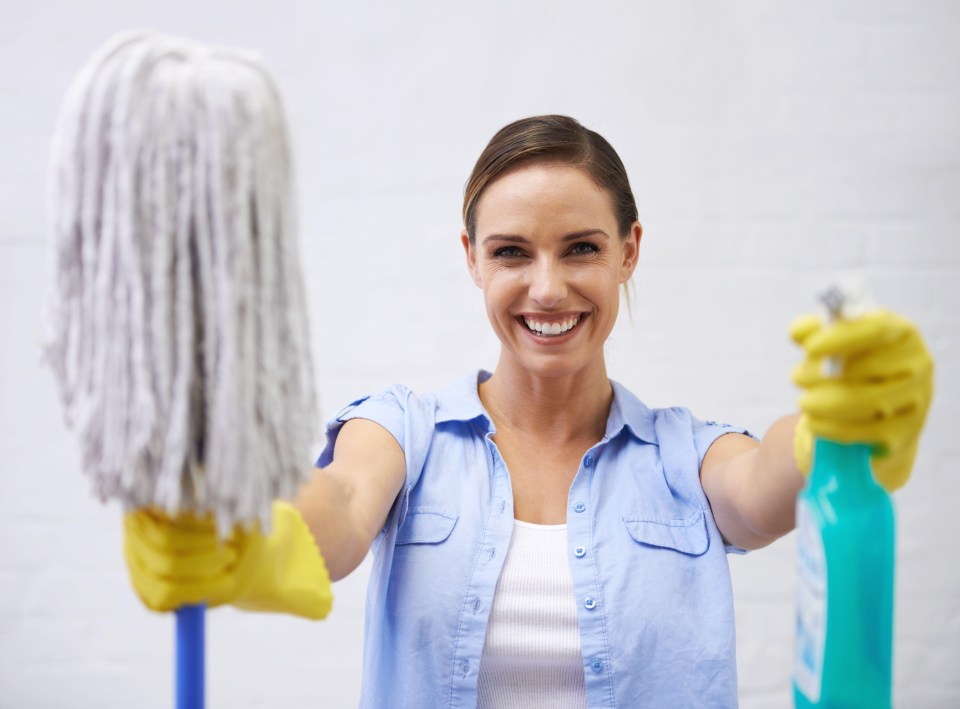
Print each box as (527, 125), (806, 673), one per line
(473, 164), (617, 234)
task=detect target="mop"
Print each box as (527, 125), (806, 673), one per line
(44, 30), (318, 707)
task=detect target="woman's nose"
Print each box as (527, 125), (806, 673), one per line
(528, 260), (567, 306)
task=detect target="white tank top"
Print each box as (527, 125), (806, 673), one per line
(476, 520), (587, 709)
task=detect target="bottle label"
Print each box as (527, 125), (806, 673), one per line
(794, 499), (827, 702)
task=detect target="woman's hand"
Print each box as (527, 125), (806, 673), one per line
(790, 309), (934, 491)
(124, 501), (332, 620)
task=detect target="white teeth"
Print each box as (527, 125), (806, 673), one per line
(523, 315), (581, 337)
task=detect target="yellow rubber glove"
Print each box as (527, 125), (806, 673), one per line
(790, 309), (934, 491)
(124, 500), (332, 620)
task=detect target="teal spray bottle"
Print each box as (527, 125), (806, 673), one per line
(793, 284), (895, 708)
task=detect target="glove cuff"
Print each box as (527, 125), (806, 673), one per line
(794, 416), (813, 475)
(234, 501), (333, 620)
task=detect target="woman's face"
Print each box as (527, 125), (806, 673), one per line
(462, 163), (641, 380)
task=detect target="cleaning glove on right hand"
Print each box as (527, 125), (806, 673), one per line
(124, 500), (332, 620)
(790, 309), (934, 491)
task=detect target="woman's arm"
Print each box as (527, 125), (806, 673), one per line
(294, 418), (407, 581)
(123, 417), (405, 615)
(699, 414), (805, 551)
(702, 308), (934, 551)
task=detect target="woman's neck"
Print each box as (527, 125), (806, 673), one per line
(479, 358), (612, 445)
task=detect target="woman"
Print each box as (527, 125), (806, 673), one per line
(126, 115), (933, 707)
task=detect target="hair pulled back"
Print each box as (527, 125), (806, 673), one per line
(463, 115), (638, 243)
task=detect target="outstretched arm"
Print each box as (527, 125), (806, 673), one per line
(699, 416), (805, 551)
(295, 418), (406, 581)
(124, 417), (406, 616)
(700, 308), (933, 551)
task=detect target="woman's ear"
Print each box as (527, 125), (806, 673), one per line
(619, 221), (642, 283)
(461, 230), (483, 287)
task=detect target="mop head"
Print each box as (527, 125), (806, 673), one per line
(45, 31), (318, 534)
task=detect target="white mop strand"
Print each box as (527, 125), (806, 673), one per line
(45, 31), (318, 533)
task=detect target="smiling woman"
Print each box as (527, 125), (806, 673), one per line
(123, 114), (934, 709)
(296, 116), (804, 708)
(461, 162), (639, 385)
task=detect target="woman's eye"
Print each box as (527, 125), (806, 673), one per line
(570, 242), (600, 256)
(493, 246), (525, 259)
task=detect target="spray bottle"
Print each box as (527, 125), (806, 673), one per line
(793, 283), (895, 708)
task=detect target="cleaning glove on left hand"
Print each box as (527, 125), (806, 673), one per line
(124, 501), (332, 620)
(790, 309), (934, 491)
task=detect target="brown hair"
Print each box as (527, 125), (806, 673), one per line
(463, 115), (638, 243)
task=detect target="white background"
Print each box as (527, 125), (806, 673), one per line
(1, 1), (958, 707)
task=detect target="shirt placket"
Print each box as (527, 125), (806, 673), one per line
(447, 431), (514, 708)
(568, 442), (614, 709)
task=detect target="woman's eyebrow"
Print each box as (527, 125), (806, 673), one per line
(561, 229), (610, 242)
(483, 234), (528, 244)
(482, 229), (610, 244)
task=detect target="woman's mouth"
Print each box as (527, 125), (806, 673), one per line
(520, 314), (583, 338)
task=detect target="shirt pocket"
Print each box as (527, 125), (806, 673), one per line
(395, 507), (458, 545)
(621, 505), (709, 556)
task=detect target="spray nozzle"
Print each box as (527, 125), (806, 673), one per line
(818, 274), (875, 377)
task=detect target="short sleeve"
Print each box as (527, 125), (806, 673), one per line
(692, 418), (757, 469)
(315, 389), (408, 468)
(691, 417), (758, 555)
(314, 384), (438, 532)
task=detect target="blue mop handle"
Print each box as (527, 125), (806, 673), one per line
(176, 604), (206, 709)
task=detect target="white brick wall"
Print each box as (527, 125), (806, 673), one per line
(2, 1), (957, 706)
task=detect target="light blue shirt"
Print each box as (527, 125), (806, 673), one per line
(318, 371), (751, 708)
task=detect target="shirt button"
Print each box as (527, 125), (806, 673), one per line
(584, 454), (594, 468)
(584, 597), (597, 610)
(591, 659), (603, 673)
(574, 546), (586, 558)
(573, 502), (586, 513)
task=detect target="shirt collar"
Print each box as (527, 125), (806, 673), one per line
(435, 370), (657, 445)
(434, 370), (492, 424)
(607, 379), (657, 444)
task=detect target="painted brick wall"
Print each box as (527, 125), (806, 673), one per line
(2, 2), (957, 707)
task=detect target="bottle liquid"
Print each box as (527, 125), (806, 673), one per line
(793, 283), (895, 708)
(793, 440), (894, 708)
